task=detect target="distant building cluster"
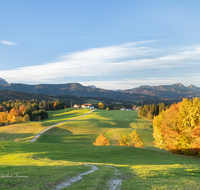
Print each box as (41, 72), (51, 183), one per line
(73, 103), (140, 111)
(73, 103), (94, 109)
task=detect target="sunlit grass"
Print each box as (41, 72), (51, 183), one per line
(1, 109), (200, 189)
(0, 108), (91, 142)
(1, 141), (200, 189)
(38, 110), (153, 145)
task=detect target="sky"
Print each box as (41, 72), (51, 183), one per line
(1, 0), (200, 90)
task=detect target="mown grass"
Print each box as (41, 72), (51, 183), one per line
(0, 108), (91, 142)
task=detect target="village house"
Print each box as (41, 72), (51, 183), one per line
(73, 104), (81, 108)
(81, 103), (94, 109)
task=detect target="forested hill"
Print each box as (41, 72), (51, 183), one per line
(0, 82), (155, 101)
(122, 83), (200, 98)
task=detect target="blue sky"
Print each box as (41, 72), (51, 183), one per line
(1, 0), (200, 89)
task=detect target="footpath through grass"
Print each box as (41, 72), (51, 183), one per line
(0, 108), (91, 142)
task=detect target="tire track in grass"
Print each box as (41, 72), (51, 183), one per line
(30, 109), (96, 142)
(55, 164), (98, 190)
(107, 166), (123, 190)
(54, 164), (123, 190)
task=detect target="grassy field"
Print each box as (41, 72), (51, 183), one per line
(0, 109), (200, 189)
(0, 141), (200, 189)
(37, 109), (153, 146)
(0, 108), (91, 142)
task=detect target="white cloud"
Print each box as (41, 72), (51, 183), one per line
(0, 41), (200, 87)
(81, 76), (200, 90)
(1, 40), (18, 46)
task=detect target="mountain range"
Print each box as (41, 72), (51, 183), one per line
(0, 77), (200, 101)
(0, 82), (154, 101)
(122, 83), (200, 98)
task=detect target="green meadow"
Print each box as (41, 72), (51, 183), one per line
(0, 108), (90, 142)
(0, 108), (200, 189)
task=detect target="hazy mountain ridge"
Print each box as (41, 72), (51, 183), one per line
(0, 78), (8, 85)
(0, 82), (155, 101)
(1, 80), (200, 101)
(122, 83), (200, 98)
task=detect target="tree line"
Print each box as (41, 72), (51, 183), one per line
(0, 99), (67, 125)
(138, 102), (170, 119)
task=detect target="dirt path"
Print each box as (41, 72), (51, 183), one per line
(107, 166), (123, 190)
(54, 164), (123, 190)
(30, 109), (96, 142)
(55, 164), (98, 190)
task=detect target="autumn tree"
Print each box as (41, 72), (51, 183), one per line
(119, 135), (129, 146)
(129, 130), (145, 148)
(19, 105), (26, 115)
(0, 112), (7, 123)
(98, 102), (104, 109)
(93, 134), (110, 146)
(153, 98), (200, 156)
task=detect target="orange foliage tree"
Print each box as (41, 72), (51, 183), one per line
(153, 98), (200, 156)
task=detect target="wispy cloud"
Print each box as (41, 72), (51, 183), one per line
(1, 40), (18, 46)
(0, 41), (200, 88)
(81, 76), (200, 90)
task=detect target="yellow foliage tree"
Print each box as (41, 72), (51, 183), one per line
(119, 135), (129, 146)
(0, 112), (7, 123)
(98, 102), (104, 109)
(93, 134), (110, 146)
(129, 130), (145, 148)
(106, 107), (109, 110)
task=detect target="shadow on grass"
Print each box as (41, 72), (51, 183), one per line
(37, 134), (97, 145)
(2, 141), (198, 166)
(0, 133), (36, 142)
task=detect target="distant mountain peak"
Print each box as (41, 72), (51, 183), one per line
(0, 78), (8, 85)
(172, 83), (185, 87)
(188, 84), (197, 88)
